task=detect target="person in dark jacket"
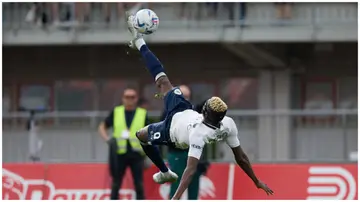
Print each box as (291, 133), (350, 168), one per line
(160, 85), (210, 200)
(98, 87), (151, 200)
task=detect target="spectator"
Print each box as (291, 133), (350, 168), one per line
(27, 110), (43, 162)
(275, 3), (292, 20)
(208, 2), (246, 26)
(103, 3), (124, 24)
(75, 2), (90, 23)
(51, 3), (60, 25)
(25, 3), (37, 24)
(129, 3), (147, 14)
(239, 3), (247, 22)
(224, 3), (247, 26)
(25, 3), (49, 28)
(225, 3), (235, 21)
(179, 3), (200, 20)
(205, 3), (218, 19)
(102, 3), (144, 24)
(59, 3), (76, 23)
(179, 3), (188, 20)
(98, 87), (151, 200)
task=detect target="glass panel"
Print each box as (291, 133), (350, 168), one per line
(19, 85), (51, 111)
(338, 77), (357, 126)
(98, 80), (139, 110)
(3, 86), (11, 113)
(55, 80), (95, 111)
(302, 80), (335, 126)
(290, 76), (302, 109)
(220, 78), (258, 109)
(304, 81), (334, 109)
(338, 78), (357, 109)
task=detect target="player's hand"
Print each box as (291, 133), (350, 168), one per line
(256, 181), (274, 195)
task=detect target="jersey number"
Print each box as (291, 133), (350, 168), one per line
(153, 132), (161, 140)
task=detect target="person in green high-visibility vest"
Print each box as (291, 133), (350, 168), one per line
(160, 85), (210, 200)
(98, 87), (151, 200)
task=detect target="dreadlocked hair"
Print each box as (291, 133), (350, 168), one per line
(208, 96), (228, 113)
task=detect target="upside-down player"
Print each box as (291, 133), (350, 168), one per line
(125, 12), (274, 200)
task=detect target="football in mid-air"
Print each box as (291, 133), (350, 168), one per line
(134, 9), (159, 35)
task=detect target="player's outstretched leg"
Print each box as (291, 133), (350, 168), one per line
(136, 126), (178, 184)
(126, 12), (173, 97)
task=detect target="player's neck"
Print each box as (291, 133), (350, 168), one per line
(202, 120), (220, 129)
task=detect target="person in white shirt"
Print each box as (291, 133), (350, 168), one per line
(27, 110), (43, 162)
(125, 11), (274, 200)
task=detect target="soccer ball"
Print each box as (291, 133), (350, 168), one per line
(134, 9), (159, 35)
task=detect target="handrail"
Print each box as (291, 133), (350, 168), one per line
(3, 109), (358, 118)
(2, 3), (357, 30)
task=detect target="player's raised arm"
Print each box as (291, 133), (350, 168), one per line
(126, 12), (173, 97)
(226, 118), (274, 196)
(172, 133), (205, 200)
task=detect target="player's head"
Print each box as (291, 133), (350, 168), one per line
(179, 85), (191, 101)
(202, 96), (228, 127)
(122, 87), (139, 109)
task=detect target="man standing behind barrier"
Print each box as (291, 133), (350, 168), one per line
(161, 85), (210, 200)
(98, 87), (151, 200)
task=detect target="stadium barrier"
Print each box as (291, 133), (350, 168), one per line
(3, 109), (357, 129)
(3, 109), (358, 163)
(3, 163), (357, 200)
(3, 3), (357, 30)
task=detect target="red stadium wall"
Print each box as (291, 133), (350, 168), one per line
(2, 163), (357, 200)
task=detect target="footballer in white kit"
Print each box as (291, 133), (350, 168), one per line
(170, 109), (240, 159)
(125, 11), (274, 200)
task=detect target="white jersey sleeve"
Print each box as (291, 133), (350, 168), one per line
(225, 117), (240, 148)
(188, 126), (206, 160)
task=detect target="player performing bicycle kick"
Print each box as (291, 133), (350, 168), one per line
(125, 11), (274, 200)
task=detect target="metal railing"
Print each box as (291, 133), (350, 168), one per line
(2, 109), (358, 128)
(3, 3), (357, 32)
(2, 109), (358, 163)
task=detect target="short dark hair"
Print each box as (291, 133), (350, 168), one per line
(123, 86), (138, 95)
(202, 97), (228, 127)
